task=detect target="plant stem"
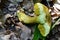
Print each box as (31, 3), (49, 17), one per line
(52, 18), (60, 29)
(46, 0), (50, 7)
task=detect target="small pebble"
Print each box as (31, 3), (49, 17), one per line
(8, 0), (23, 3)
(50, 38), (58, 40)
(55, 32), (60, 38)
(58, 26), (60, 31)
(58, 38), (60, 40)
(52, 27), (58, 35)
(8, 3), (17, 12)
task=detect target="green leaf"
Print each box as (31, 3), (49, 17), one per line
(33, 25), (39, 40)
(33, 24), (46, 40)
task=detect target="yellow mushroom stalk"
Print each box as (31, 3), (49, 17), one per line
(17, 10), (37, 24)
